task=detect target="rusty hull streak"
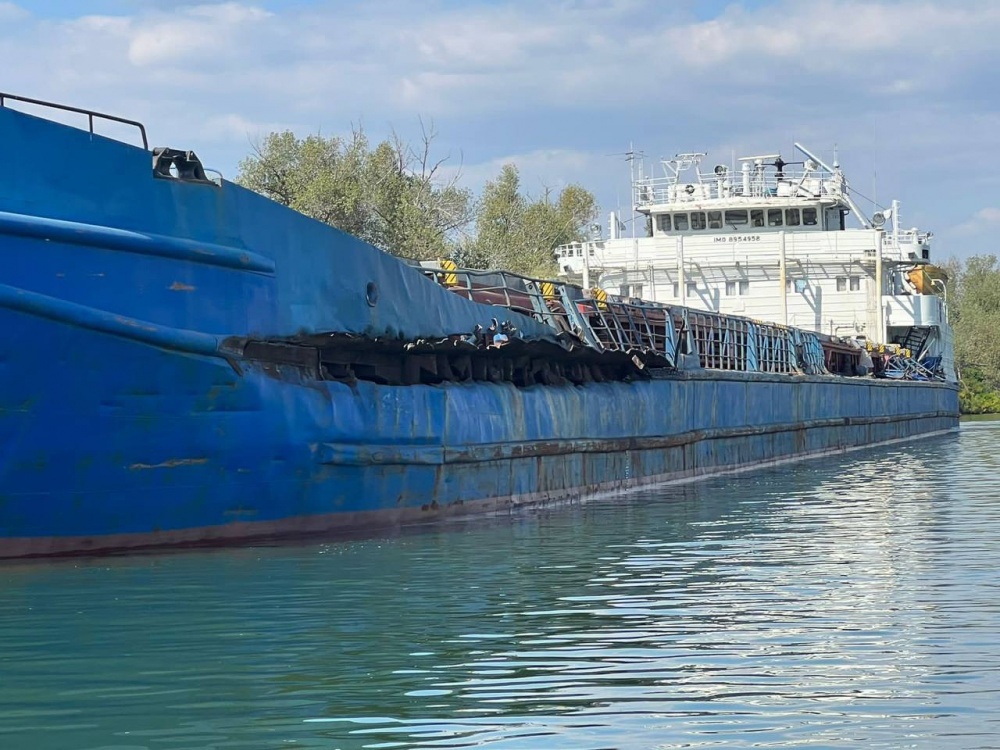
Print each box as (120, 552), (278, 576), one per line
(128, 457), (209, 470)
(169, 281), (196, 291)
(318, 411), (957, 467)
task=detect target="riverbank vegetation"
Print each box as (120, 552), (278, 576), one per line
(944, 254), (1000, 413)
(236, 127), (596, 277)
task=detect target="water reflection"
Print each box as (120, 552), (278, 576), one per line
(2, 426), (999, 749)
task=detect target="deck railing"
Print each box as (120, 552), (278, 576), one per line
(0, 92), (148, 150)
(423, 263), (838, 377)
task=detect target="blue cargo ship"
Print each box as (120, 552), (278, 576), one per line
(0, 94), (958, 558)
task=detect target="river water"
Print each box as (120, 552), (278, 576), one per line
(2, 421), (999, 749)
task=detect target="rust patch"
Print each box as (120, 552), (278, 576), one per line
(128, 457), (209, 471)
(169, 281), (196, 292)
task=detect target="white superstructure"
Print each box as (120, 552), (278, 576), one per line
(557, 143), (955, 381)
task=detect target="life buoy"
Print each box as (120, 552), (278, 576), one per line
(684, 184), (695, 195)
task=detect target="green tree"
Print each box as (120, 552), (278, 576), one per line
(236, 125), (473, 261)
(459, 164), (527, 271)
(237, 131), (599, 277)
(942, 254), (1000, 413)
(461, 164), (598, 277)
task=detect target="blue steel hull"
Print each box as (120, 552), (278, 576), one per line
(0, 103), (959, 558)
(0, 306), (957, 556)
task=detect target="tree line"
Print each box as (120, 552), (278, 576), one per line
(236, 126), (597, 278)
(942, 254), (1000, 413)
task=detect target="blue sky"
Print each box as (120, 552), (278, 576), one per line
(2, 0), (998, 260)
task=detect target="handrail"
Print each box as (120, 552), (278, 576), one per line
(0, 91), (148, 150)
(421, 262), (849, 376)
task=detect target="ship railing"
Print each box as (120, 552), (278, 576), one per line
(687, 313), (798, 374)
(0, 91), (148, 150)
(877, 353), (944, 381)
(423, 262), (830, 376)
(573, 295), (678, 363)
(423, 266), (579, 338)
(687, 311), (752, 371)
(683, 311), (828, 375)
(423, 263), (681, 361)
(573, 293), (827, 375)
(883, 229), (931, 254)
(633, 167), (836, 208)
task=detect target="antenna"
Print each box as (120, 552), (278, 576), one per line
(872, 145), (878, 218)
(627, 142), (637, 246)
(870, 120), (876, 219)
(626, 141), (639, 185)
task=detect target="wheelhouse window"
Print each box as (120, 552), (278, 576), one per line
(707, 211), (723, 229)
(672, 282), (679, 297)
(686, 282), (697, 296)
(726, 281), (749, 296)
(785, 208), (801, 226)
(725, 281), (736, 296)
(849, 276), (860, 291)
(673, 213), (689, 231)
(725, 210), (748, 227)
(657, 214), (671, 232)
(768, 209), (783, 227)
(739, 280), (749, 295)
(751, 209), (764, 227)
(836, 277), (847, 292)
(802, 207), (818, 226)
(691, 212), (706, 230)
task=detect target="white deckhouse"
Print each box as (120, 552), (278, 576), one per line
(557, 143), (955, 380)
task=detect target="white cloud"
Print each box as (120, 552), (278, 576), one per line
(5, 1), (999, 121)
(0, 0), (998, 256)
(0, 2), (26, 21)
(127, 3), (272, 66)
(950, 207), (1000, 237)
(442, 148), (601, 196)
(198, 112), (297, 147)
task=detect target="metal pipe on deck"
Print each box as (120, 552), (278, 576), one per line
(678, 236), (686, 305)
(875, 230), (885, 342)
(779, 231), (788, 325)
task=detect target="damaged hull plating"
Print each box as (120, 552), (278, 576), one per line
(0, 97), (959, 558)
